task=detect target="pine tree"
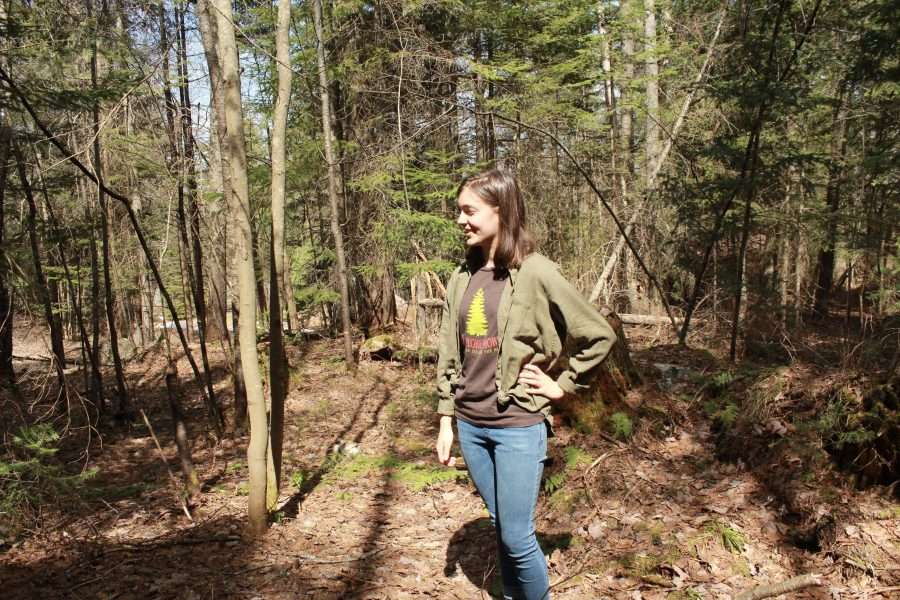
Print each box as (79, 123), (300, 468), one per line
(466, 289), (489, 337)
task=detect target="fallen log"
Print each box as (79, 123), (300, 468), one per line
(734, 573), (823, 600)
(618, 313), (686, 326)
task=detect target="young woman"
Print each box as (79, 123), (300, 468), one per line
(435, 168), (618, 600)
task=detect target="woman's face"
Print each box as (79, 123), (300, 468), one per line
(456, 187), (500, 252)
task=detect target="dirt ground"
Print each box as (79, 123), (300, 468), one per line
(1, 322), (898, 599)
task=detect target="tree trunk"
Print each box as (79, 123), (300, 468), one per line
(813, 84), (849, 318)
(213, 0), (269, 536)
(196, 0), (245, 430)
(555, 309), (640, 430)
(619, 0), (635, 185)
(266, 0), (291, 509)
(89, 0), (130, 418)
(0, 123), (13, 379)
(175, 0), (218, 423)
(15, 143), (67, 391)
(313, 0), (355, 370)
(643, 0), (660, 184)
(86, 181), (105, 412)
(164, 360), (200, 496)
(41, 182), (103, 419)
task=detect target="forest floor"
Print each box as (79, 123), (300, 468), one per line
(1, 320), (898, 599)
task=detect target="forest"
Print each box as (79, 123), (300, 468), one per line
(0, 0), (897, 598)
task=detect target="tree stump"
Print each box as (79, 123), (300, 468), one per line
(554, 308), (641, 432)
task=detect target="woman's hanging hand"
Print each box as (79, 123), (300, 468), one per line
(517, 364), (565, 400)
(436, 415), (456, 467)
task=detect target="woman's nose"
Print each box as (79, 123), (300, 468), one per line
(456, 212), (467, 226)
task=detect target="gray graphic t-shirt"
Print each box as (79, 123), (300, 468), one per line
(454, 267), (544, 427)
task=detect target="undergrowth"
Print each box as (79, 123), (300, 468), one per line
(1, 424), (97, 541)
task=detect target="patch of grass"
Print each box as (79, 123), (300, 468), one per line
(635, 520), (666, 546)
(875, 506), (900, 520)
(412, 388), (440, 410)
(547, 489), (584, 514)
(543, 471), (566, 495)
(235, 482), (249, 496)
(289, 469), (308, 490)
(335, 491), (353, 501)
(704, 520), (746, 554)
(609, 412), (634, 440)
(564, 446), (591, 469)
(619, 546), (681, 582)
(225, 460), (245, 474)
(324, 453), (467, 491)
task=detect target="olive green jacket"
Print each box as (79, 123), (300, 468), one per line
(436, 253), (618, 421)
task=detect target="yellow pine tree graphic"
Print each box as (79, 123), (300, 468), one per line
(466, 288), (489, 336)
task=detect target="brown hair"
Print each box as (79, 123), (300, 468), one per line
(457, 168), (535, 270)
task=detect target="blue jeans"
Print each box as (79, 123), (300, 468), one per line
(457, 418), (550, 600)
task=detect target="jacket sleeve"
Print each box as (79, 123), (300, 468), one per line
(435, 269), (459, 416)
(543, 264), (618, 396)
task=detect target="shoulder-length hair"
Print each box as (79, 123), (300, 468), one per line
(457, 168), (535, 270)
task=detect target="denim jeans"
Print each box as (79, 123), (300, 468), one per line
(456, 418), (550, 600)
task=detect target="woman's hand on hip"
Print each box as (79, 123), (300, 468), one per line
(517, 364), (564, 400)
(436, 415), (456, 467)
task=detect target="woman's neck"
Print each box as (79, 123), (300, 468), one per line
(481, 239), (497, 269)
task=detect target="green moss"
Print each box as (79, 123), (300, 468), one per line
(704, 520), (746, 554)
(610, 411), (634, 440)
(564, 446), (591, 469)
(412, 388), (440, 409)
(324, 453), (468, 491)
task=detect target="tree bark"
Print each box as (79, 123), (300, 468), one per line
(196, 0), (246, 430)
(212, 0), (269, 535)
(266, 0), (291, 509)
(313, 0), (355, 369)
(0, 123), (13, 379)
(643, 0), (660, 185)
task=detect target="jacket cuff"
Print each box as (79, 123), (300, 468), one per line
(556, 371), (579, 396)
(437, 397), (455, 417)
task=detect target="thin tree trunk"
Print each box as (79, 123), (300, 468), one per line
(313, 0), (355, 369)
(589, 9), (725, 305)
(86, 182), (105, 412)
(813, 83), (849, 318)
(196, 0), (245, 429)
(0, 65), (224, 436)
(89, 0), (130, 418)
(15, 143), (67, 391)
(266, 0), (291, 509)
(620, 0), (635, 186)
(39, 179), (103, 417)
(0, 123), (13, 379)
(176, 1), (218, 421)
(643, 0), (660, 185)
(164, 360), (200, 496)
(213, 0), (269, 535)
